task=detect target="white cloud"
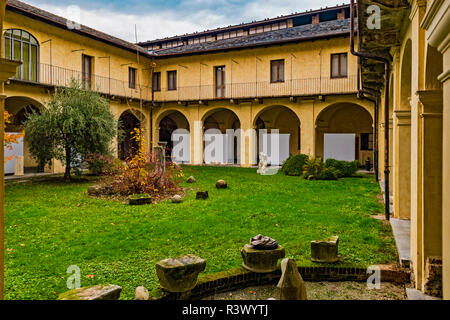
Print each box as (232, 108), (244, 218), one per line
(23, 0), (346, 43)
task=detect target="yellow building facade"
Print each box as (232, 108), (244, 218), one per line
(3, 0), (449, 300)
(356, 0), (449, 299)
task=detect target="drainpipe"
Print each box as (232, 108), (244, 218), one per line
(356, 58), (380, 182)
(350, 0), (391, 220)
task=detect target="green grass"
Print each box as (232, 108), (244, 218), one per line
(4, 166), (397, 300)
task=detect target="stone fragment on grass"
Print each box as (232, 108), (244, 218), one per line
(277, 258), (308, 300)
(216, 180), (227, 189)
(156, 254), (206, 293)
(196, 191), (209, 200)
(311, 235), (339, 263)
(172, 195), (182, 203)
(129, 194), (152, 205)
(241, 244), (285, 273)
(88, 185), (102, 196)
(57, 284), (121, 300)
(134, 286), (150, 300)
(186, 176), (196, 183)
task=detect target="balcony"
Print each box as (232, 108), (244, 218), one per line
(10, 63), (153, 102)
(9, 63), (358, 104)
(153, 75), (358, 102)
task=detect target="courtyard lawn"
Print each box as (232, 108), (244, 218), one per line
(4, 166), (397, 300)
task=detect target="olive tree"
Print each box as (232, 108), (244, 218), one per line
(24, 80), (117, 180)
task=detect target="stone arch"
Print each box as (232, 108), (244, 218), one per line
(156, 110), (190, 157)
(118, 109), (147, 161)
(5, 96), (45, 173)
(201, 108), (241, 164)
(252, 105), (301, 158)
(400, 39), (412, 110)
(425, 44), (443, 90)
(315, 102), (374, 165)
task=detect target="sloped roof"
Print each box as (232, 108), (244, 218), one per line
(154, 18), (351, 57)
(139, 4), (350, 47)
(6, 0), (151, 56)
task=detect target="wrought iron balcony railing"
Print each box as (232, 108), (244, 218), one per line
(153, 75), (358, 102)
(11, 63), (153, 101)
(10, 63), (357, 103)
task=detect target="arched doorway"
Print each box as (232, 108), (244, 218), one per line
(315, 103), (373, 165)
(158, 110), (190, 161)
(253, 105), (301, 164)
(118, 110), (144, 161)
(202, 108), (240, 164)
(5, 96), (44, 173)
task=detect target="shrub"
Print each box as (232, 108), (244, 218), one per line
(281, 154), (309, 176)
(316, 167), (339, 180)
(106, 152), (183, 197)
(302, 157), (324, 180)
(324, 159), (360, 178)
(84, 153), (121, 176)
(100, 128), (183, 199)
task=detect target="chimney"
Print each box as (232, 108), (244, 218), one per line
(312, 14), (320, 25)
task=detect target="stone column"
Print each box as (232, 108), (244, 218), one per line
(442, 68), (450, 300)
(417, 90), (443, 292)
(409, 0), (427, 290)
(393, 111), (411, 219)
(192, 119), (203, 165)
(421, 0), (450, 300)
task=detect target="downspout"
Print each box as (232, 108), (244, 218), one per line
(150, 55), (155, 149)
(350, 0), (391, 220)
(357, 58), (380, 182)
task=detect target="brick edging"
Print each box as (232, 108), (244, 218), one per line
(156, 264), (410, 300)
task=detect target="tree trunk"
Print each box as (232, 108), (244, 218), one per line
(64, 146), (71, 181)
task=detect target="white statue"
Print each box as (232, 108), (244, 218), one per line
(257, 152), (268, 175)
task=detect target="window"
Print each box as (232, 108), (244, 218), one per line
(3, 29), (39, 82)
(215, 66), (226, 98)
(331, 53), (348, 78)
(152, 72), (161, 92)
(360, 133), (374, 151)
(82, 54), (93, 90)
(167, 70), (177, 91)
(129, 67), (136, 89)
(270, 59), (285, 83)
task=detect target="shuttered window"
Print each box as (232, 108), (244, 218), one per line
(270, 59), (284, 83)
(331, 53), (348, 78)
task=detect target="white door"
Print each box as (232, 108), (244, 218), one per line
(324, 133), (355, 162)
(260, 133), (290, 166)
(4, 135), (24, 175)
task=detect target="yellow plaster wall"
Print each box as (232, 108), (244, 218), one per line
(3, 11), (153, 90)
(153, 37), (358, 101)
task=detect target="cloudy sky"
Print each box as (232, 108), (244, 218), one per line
(23, 0), (345, 43)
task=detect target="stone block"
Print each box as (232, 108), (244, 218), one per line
(241, 244), (285, 273)
(57, 284), (122, 300)
(186, 176), (196, 183)
(216, 180), (227, 189)
(129, 194), (152, 205)
(424, 256), (442, 298)
(134, 286), (150, 300)
(311, 236), (339, 263)
(277, 258), (307, 300)
(196, 191), (208, 200)
(156, 254), (206, 293)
